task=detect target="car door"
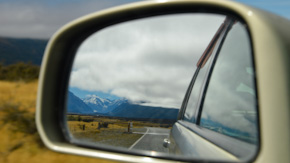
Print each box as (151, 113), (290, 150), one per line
(168, 17), (259, 161)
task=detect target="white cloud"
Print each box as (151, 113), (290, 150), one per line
(69, 13), (225, 108)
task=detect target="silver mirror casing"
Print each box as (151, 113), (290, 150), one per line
(36, 0), (290, 162)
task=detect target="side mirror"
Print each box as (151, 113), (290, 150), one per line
(36, 0), (290, 163)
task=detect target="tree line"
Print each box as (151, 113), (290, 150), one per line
(0, 62), (40, 82)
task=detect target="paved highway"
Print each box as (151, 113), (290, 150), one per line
(129, 127), (170, 153)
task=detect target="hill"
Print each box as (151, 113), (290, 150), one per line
(108, 102), (179, 120)
(67, 91), (94, 114)
(67, 92), (179, 120)
(82, 95), (126, 113)
(0, 37), (47, 65)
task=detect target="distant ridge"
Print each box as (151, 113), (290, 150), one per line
(82, 95), (127, 113)
(0, 37), (48, 65)
(107, 102), (179, 120)
(67, 91), (179, 120)
(67, 91), (93, 114)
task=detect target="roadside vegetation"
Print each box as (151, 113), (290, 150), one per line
(68, 120), (142, 148)
(0, 80), (119, 163)
(67, 115), (172, 148)
(0, 62), (40, 82)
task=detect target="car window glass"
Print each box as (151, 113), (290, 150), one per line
(182, 18), (228, 123)
(183, 48), (216, 123)
(200, 22), (258, 144)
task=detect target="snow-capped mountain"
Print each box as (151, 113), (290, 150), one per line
(67, 92), (179, 121)
(67, 91), (94, 114)
(108, 98), (128, 110)
(82, 95), (127, 113)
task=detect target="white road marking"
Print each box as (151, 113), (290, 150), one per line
(133, 132), (169, 136)
(129, 128), (149, 150)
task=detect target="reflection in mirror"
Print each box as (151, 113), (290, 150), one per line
(65, 13), (256, 161)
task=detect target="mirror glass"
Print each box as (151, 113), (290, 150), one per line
(65, 13), (258, 161)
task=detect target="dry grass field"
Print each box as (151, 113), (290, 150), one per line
(0, 81), (119, 163)
(67, 120), (143, 148)
(66, 116), (168, 148)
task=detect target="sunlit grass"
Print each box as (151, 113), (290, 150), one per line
(67, 120), (143, 148)
(67, 115), (172, 149)
(0, 81), (119, 163)
(0, 80), (38, 112)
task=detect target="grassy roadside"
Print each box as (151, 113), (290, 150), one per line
(0, 81), (119, 163)
(68, 121), (143, 148)
(67, 116), (172, 148)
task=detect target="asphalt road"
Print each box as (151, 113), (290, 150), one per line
(129, 127), (170, 153)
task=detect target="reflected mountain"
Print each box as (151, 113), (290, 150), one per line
(67, 91), (93, 114)
(67, 91), (179, 120)
(82, 95), (126, 113)
(108, 103), (179, 120)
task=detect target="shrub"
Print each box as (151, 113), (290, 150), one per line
(0, 62), (40, 82)
(82, 118), (94, 122)
(102, 122), (109, 128)
(0, 103), (37, 135)
(67, 115), (79, 121)
(97, 122), (109, 129)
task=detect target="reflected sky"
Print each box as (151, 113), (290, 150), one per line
(200, 22), (258, 143)
(69, 13), (225, 108)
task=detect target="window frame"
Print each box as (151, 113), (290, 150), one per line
(179, 16), (233, 122)
(177, 16), (260, 160)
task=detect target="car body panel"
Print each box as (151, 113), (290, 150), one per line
(170, 122), (238, 161)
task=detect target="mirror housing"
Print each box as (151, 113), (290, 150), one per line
(36, 0), (290, 162)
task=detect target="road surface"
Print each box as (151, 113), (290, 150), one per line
(129, 127), (170, 153)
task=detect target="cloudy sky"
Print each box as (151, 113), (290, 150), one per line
(0, 0), (289, 108)
(0, 0), (140, 39)
(0, 0), (289, 39)
(69, 14), (225, 108)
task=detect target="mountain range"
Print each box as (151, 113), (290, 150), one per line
(82, 94), (126, 113)
(0, 37), (47, 65)
(67, 91), (179, 120)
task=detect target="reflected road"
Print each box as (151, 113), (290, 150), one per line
(129, 127), (170, 153)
